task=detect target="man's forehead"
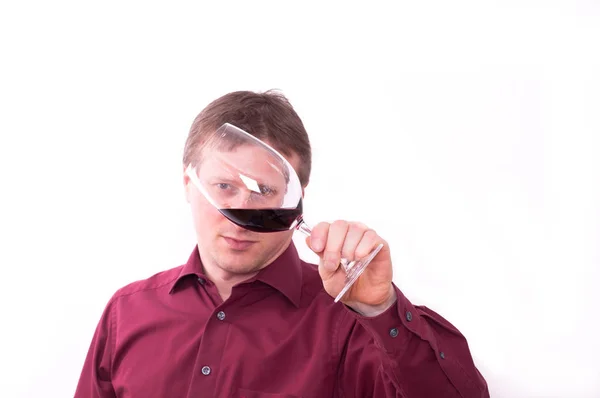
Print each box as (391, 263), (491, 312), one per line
(261, 141), (302, 173)
(199, 142), (302, 177)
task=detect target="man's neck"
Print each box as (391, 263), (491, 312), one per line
(196, 236), (294, 302)
(202, 266), (259, 302)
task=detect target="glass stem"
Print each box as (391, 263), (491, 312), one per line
(296, 218), (313, 237)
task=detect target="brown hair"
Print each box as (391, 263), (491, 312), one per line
(183, 90), (312, 186)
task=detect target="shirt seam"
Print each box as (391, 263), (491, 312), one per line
(114, 273), (182, 299)
(334, 306), (353, 398)
(417, 313), (483, 397)
(108, 299), (116, 382)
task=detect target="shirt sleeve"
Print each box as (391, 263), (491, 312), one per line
(337, 284), (489, 398)
(73, 298), (117, 398)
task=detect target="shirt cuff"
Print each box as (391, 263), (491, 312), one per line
(345, 284), (416, 354)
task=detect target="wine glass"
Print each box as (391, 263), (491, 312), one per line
(185, 122), (384, 303)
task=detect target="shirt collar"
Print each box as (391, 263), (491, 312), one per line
(169, 246), (206, 294)
(252, 241), (302, 308)
(169, 242), (303, 308)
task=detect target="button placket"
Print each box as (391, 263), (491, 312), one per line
(188, 299), (229, 395)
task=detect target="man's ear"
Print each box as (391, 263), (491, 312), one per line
(183, 166), (191, 203)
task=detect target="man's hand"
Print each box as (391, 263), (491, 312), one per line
(306, 220), (396, 317)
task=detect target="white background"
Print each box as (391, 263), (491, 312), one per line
(1, 1), (599, 397)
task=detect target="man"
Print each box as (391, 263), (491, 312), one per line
(74, 90), (489, 397)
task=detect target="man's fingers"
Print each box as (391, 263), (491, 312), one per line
(321, 220), (348, 276)
(310, 221), (379, 283)
(355, 229), (381, 259)
(341, 223), (368, 261)
(308, 222), (329, 253)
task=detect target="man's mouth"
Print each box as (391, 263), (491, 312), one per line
(222, 236), (257, 250)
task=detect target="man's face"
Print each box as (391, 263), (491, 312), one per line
(184, 143), (304, 276)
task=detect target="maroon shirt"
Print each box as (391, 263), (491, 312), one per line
(75, 243), (489, 397)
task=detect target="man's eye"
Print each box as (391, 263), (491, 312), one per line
(217, 183), (231, 190)
(259, 185), (275, 195)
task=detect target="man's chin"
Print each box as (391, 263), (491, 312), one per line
(212, 247), (262, 272)
(215, 257), (264, 275)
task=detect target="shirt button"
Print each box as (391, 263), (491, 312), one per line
(217, 311), (226, 321)
(440, 351), (446, 359)
(389, 327), (399, 338)
(201, 366), (211, 375)
(406, 311), (413, 322)
(198, 277), (205, 285)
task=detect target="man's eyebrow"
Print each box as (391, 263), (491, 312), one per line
(207, 176), (239, 185)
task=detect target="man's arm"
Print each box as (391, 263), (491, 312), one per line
(306, 220), (488, 396)
(338, 284), (489, 398)
(73, 299), (117, 398)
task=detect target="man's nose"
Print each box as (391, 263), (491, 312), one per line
(228, 189), (254, 208)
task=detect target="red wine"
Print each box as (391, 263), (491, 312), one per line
(219, 201), (303, 233)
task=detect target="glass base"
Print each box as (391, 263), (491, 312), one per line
(334, 243), (385, 303)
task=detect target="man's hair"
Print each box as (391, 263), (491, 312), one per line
(183, 90), (312, 187)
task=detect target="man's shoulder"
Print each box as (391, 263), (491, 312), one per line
(111, 264), (184, 300)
